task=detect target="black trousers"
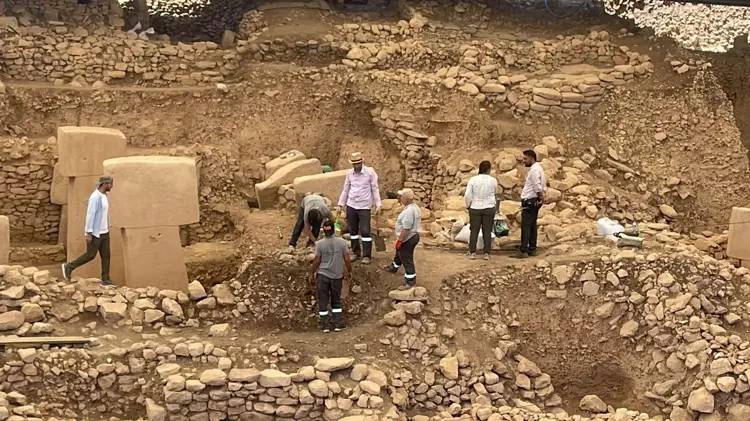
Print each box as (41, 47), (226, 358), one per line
(316, 274), (342, 315)
(520, 199), (541, 253)
(346, 206), (372, 258)
(68, 233), (110, 281)
(289, 206), (321, 247)
(391, 234), (419, 286)
(469, 207), (494, 254)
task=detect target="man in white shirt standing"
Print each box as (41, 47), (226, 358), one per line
(464, 160), (498, 260)
(62, 176), (114, 286)
(337, 152), (382, 265)
(516, 150), (547, 258)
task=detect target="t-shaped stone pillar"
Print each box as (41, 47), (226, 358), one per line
(103, 156), (199, 291)
(0, 215), (9, 265)
(57, 126), (127, 280)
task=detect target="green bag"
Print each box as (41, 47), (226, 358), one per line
(493, 218), (509, 237)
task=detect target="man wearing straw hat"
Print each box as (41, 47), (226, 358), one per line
(61, 176), (114, 286)
(337, 152), (382, 265)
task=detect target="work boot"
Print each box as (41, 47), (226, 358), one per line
(319, 314), (331, 333)
(61, 263), (72, 281)
(466, 252), (476, 260)
(384, 263), (398, 274)
(332, 311), (345, 332)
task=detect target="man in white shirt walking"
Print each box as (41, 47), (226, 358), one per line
(464, 160), (498, 260)
(516, 150), (547, 258)
(62, 176), (114, 286)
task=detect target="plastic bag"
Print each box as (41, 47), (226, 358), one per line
(596, 217), (624, 236)
(454, 225), (496, 244)
(493, 218), (509, 237)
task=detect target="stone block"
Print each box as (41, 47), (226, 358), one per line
(256, 159), (321, 209)
(121, 226), (189, 291)
(66, 176), (102, 279)
(0, 216), (8, 265)
(292, 169), (348, 204)
(103, 156), (199, 228)
(109, 226), (126, 286)
(51, 163), (68, 205)
(57, 127), (127, 177)
(727, 207), (750, 261)
(58, 205), (67, 245)
(265, 150), (306, 176)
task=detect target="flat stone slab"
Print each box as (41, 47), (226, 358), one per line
(256, 158), (320, 209)
(0, 216), (8, 265)
(293, 169), (348, 204)
(728, 207), (750, 261)
(103, 156), (199, 228)
(57, 127), (126, 177)
(121, 226), (189, 292)
(258, 0), (330, 11)
(388, 287), (429, 302)
(265, 150), (305, 177)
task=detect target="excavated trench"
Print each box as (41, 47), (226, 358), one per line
(712, 35), (750, 159)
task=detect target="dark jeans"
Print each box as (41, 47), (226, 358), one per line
(316, 274), (342, 315)
(391, 234), (419, 286)
(68, 232), (110, 281)
(469, 207), (494, 254)
(289, 206), (321, 247)
(346, 206), (372, 258)
(520, 198), (541, 253)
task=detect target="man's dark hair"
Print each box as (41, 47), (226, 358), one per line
(307, 209), (322, 227)
(523, 149), (537, 161)
(478, 160), (491, 174)
(321, 219), (335, 237)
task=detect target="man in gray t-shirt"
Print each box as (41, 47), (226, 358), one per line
(289, 193), (332, 250)
(385, 188), (421, 290)
(311, 220), (351, 333)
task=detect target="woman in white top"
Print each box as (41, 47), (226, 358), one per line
(464, 160), (498, 260)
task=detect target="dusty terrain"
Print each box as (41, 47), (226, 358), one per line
(1, 1), (750, 421)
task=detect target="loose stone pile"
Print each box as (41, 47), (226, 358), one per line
(602, 0), (750, 53)
(440, 249), (750, 419)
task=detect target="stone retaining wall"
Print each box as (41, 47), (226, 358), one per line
(0, 138), (59, 243)
(5, 0), (123, 27)
(0, 25), (239, 85)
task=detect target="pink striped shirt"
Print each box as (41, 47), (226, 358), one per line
(338, 166), (382, 210)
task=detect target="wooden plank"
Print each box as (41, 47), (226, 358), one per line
(0, 336), (92, 346)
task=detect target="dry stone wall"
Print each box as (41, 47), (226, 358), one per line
(5, 0), (124, 27)
(371, 107), (439, 206)
(0, 25), (239, 85)
(0, 138), (59, 243)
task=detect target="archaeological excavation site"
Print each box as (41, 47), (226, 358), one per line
(1, 0), (750, 420)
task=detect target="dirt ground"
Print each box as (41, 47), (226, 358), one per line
(3, 1), (750, 420)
